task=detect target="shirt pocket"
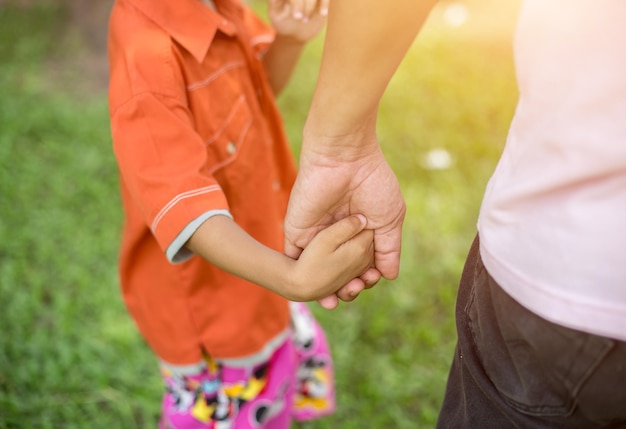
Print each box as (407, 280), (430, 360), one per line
(204, 93), (253, 181)
(186, 58), (252, 179)
(188, 58), (268, 202)
(205, 95), (274, 211)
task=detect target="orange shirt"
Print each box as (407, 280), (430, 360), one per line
(108, 0), (296, 365)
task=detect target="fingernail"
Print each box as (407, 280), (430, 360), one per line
(321, 8), (328, 16)
(293, 11), (303, 19)
(355, 214), (367, 226)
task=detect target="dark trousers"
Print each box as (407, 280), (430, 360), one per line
(437, 236), (626, 429)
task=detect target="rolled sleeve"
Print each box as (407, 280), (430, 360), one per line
(243, 6), (275, 57)
(111, 92), (231, 257)
(166, 209), (232, 263)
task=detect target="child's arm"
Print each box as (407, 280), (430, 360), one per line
(262, 0), (329, 95)
(185, 213), (373, 302)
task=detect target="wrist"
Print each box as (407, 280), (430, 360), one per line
(302, 108), (380, 161)
(272, 32), (308, 47)
(304, 77), (380, 138)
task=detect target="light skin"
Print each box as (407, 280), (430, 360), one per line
(263, 0), (329, 94)
(188, 0), (375, 302)
(284, 0), (439, 308)
(286, 0), (329, 22)
(187, 214), (374, 302)
(203, 0), (329, 95)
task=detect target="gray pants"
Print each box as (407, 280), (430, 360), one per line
(437, 235), (626, 429)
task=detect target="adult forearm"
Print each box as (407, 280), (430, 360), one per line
(306, 0), (438, 140)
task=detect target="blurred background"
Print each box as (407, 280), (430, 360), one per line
(0, 0), (520, 427)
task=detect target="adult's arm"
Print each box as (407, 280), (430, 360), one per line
(284, 0), (438, 308)
(306, 0), (437, 136)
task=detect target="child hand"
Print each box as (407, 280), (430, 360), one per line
(287, 214), (375, 302)
(268, 0), (329, 43)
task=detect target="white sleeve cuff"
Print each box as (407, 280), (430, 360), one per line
(165, 209), (233, 263)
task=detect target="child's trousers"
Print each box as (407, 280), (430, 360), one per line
(159, 302), (335, 429)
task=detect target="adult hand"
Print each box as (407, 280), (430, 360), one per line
(284, 128), (406, 308)
(281, 0), (433, 308)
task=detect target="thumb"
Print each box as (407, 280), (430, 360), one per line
(317, 294), (339, 310)
(284, 239), (303, 260)
(317, 214), (367, 249)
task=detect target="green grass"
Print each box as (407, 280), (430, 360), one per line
(0, 1), (519, 427)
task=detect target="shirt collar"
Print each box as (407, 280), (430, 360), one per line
(126, 0), (237, 63)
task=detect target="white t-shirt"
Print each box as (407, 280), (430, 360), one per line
(477, 0), (626, 341)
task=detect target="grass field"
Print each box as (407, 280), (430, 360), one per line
(0, 1), (519, 428)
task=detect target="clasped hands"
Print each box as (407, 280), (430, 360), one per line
(275, 0), (407, 309)
(284, 133), (406, 309)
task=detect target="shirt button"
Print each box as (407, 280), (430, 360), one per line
(226, 141), (236, 155)
(273, 180), (280, 191)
